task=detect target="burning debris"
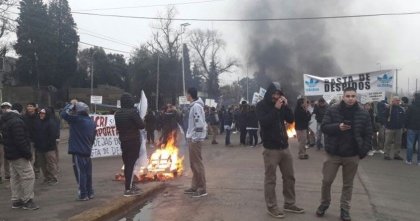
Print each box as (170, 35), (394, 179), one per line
(286, 122), (297, 138)
(115, 131), (184, 182)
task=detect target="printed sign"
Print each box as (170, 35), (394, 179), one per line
(304, 70), (396, 96)
(90, 114), (121, 158)
(259, 87), (267, 98)
(90, 95), (103, 104)
(178, 96), (189, 105)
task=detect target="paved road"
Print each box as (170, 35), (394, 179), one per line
(118, 133), (420, 221)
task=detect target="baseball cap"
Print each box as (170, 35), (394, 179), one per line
(1, 102), (12, 108)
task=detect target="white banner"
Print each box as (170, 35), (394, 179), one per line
(90, 95), (103, 104)
(304, 70), (396, 96)
(90, 114), (121, 158)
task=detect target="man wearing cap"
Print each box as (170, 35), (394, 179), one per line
(61, 101), (96, 201)
(0, 101), (39, 210)
(256, 82), (305, 219)
(383, 96), (405, 160)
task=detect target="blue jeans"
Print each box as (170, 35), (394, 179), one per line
(225, 128), (231, 145)
(406, 129), (420, 162)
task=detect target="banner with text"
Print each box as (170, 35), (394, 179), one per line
(90, 114), (121, 158)
(304, 70), (396, 96)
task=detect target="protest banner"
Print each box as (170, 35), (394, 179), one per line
(304, 70), (396, 97)
(90, 114), (121, 158)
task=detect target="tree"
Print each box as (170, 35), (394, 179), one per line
(14, 0), (52, 87)
(48, 0), (79, 88)
(189, 29), (236, 99)
(0, 0), (17, 55)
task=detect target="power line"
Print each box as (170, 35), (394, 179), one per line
(79, 31), (137, 48)
(79, 41), (131, 54)
(78, 26), (137, 47)
(74, 0), (224, 12)
(71, 10), (420, 22)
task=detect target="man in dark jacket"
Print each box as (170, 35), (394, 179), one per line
(1, 102), (39, 210)
(23, 102), (40, 178)
(313, 98), (328, 149)
(294, 98), (312, 159)
(405, 92), (420, 164)
(256, 82), (304, 219)
(316, 87), (373, 221)
(61, 101), (96, 201)
(383, 96), (405, 160)
(114, 93), (145, 197)
(208, 107), (219, 145)
(144, 110), (156, 146)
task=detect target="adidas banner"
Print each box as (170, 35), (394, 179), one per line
(304, 70), (396, 96)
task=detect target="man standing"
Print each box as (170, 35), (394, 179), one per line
(316, 87), (372, 221)
(313, 98), (328, 149)
(61, 101), (96, 201)
(114, 93), (145, 197)
(256, 82), (304, 219)
(383, 96), (405, 161)
(405, 92), (420, 165)
(23, 103), (40, 178)
(184, 87), (208, 198)
(1, 102), (39, 210)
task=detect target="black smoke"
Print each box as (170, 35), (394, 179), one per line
(239, 0), (344, 100)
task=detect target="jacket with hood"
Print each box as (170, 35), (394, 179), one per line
(114, 93), (145, 143)
(34, 108), (58, 153)
(1, 111), (32, 160)
(321, 101), (373, 158)
(294, 106), (311, 130)
(23, 112), (37, 142)
(186, 98), (207, 142)
(60, 102), (96, 157)
(405, 95), (420, 130)
(384, 105), (405, 130)
(256, 82), (294, 150)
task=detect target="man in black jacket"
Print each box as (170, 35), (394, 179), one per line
(313, 98), (328, 149)
(405, 92), (420, 164)
(1, 102), (39, 210)
(256, 82), (304, 219)
(316, 87), (372, 221)
(115, 93), (145, 197)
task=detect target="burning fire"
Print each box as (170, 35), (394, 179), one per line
(115, 131), (184, 182)
(286, 122), (297, 138)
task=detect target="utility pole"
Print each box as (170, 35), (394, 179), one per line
(395, 68), (401, 95)
(180, 23), (190, 96)
(156, 55), (160, 111)
(246, 64), (249, 102)
(416, 78), (418, 92)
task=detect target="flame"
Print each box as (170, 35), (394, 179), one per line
(286, 122), (297, 138)
(115, 130), (184, 182)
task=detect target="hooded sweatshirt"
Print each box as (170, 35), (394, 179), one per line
(1, 110), (32, 160)
(186, 98), (207, 142)
(405, 96), (420, 130)
(256, 82), (294, 149)
(114, 93), (145, 143)
(34, 108), (58, 153)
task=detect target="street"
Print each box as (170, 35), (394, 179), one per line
(118, 133), (420, 221)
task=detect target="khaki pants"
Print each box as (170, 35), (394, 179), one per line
(321, 154), (359, 211)
(296, 130), (307, 157)
(188, 141), (206, 192)
(210, 125), (218, 142)
(263, 148), (296, 210)
(37, 150), (59, 182)
(0, 145), (10, 178)
(9, 158), (35, 203)
(384, 129), (402, 158)
(377, 124), (386, 150)
(30, 142), (40, 175)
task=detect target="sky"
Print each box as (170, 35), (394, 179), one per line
(4, 0), (420, 94)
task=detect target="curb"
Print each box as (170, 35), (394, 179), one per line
(67, 183), (166, 221)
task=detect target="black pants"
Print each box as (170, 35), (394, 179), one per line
(240, 127), (247, 145)
(248, 130), (258, 146)
(121, 139), (140, 191)
(146, 129), (155, 143)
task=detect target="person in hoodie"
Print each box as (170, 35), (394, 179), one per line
(405, 92), (420, 165)
(246, 105), (259, 147)
(223, 106), (234, 146)
(256, 82), (304, 219)
(61, 101), (96, 201)
(294, 98), (312, 159)
(184, 87), (208, 198)
(23, 102), (40, 178)
(1, 102), (39, 210)
(316, 87), (372, 221)
(383, 96), (405, 161)
(114, 93), (145, 197)
(34, 108), (59, 185)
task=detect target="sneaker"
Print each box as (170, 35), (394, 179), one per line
(191, 190), (208, 198)
(123, 189), (142, 197)
(267, 208), (285, 218)
(316, 204), (329, 217)
(184, 188), (197, 194)
(48, 180), (59, 186)
(22, 199), (39, 210)
(378, 150), (385, 154)
(131, 184), (141, 192)
(211, 141), (218, 144)
(76, 196), (89, 201)
(340, 208), (351, 221)
(88, 194), (95, 199)
(405, 160), (412, 165)
(394, 155), (404, 160)
(367, 150), (375, 156)
(284, 205), (305, 214)
(12, 200), (24, 209)
(384, 156), (391, 160)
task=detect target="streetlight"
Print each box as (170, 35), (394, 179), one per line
(180, 22), (190, 96)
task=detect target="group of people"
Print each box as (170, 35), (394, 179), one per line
(0, 102), (62, 210)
